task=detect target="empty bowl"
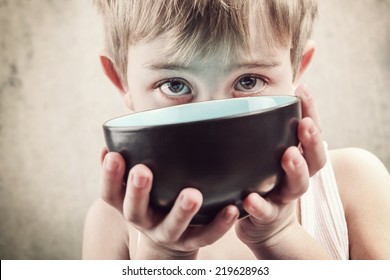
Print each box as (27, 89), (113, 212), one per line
(103, 95), (301, 224)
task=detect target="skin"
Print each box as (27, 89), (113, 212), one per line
(82, 34), (390, 260)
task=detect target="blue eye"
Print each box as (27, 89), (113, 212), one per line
(234, 75), (266, 93)
(159, 79), (192, 96)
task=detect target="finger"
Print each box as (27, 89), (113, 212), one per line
(242, 193), (277, 223)
(185, 205), (239, 248)
(156, 188), (203, 242)
(122, 164), (153, 228)
(277, 146), (310, 204)
(295, 84), (322, 132)
(100, 152), (126, 212)
(298, 117), (327, 176)
(100, 146), (108, 166)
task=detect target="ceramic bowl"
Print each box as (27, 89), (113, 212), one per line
(103, 96), (301, 224)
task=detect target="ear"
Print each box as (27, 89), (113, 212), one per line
(293, 40), (316, 86)
(99, 51), (134, 110)
(100, 52), (126, 93)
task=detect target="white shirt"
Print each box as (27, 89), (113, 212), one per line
(300, 143), (349, 260)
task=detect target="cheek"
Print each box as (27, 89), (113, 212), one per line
(130, 90), (172, 112)
(131, 94), (157, 111)
(125, 79), (158, 112)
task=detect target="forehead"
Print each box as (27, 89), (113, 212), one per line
(129, 34), (290, 72)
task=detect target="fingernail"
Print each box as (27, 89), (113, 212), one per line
(299, 84), (310, 98)
(180, 194), (196, 211)
(105, 156), (118, 171)
(223, 207), (236, 223)
(131, 171), (148, 189)
(291, 151), (302, 168)
(308, 124), (317, 136)
(292, 157), (301, 167)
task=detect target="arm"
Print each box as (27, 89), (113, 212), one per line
(331, 148), (390, 259)
(82, 198), (130, 259)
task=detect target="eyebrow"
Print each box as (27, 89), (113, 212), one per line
(145, 58), (281, 73)
(236, 59), (281, 69)
(146, 63), (191, 71)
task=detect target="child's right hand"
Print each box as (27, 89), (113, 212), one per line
(99, 149), (239, 259)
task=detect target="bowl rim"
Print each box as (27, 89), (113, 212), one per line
(103, 95), (300, 130)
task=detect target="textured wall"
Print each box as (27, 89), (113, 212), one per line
(0, 0), (389, 259)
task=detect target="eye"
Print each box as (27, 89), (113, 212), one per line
(158, 79), (192, 96)
(234, 75), (267, 93)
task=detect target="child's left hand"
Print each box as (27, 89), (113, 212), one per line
(235, 85), (328, 259)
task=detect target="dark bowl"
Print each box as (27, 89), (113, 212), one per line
(103, 96), (301, 224)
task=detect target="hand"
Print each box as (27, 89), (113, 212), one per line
(235, 85), (327, 259)
(99, 150), (239, 259)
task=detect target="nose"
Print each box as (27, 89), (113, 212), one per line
(195, 95), (229, 103)
(194, 86), (232, 103)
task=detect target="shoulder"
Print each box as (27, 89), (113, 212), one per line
(329, 147), (390, 210)
(82, 198), (130, 259)
(329, 147), (390, 259)
(329, 146), (388, 174)
(329, 147), (390, 214)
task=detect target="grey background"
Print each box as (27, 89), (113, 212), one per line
(0, 0), (389, 259)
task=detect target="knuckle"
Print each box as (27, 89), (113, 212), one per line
(101, 195), (113, 206)
(319, 152), (327, 166)
(123, 210), (141, 225)
(285, 185), (308, 202)
(100, 190), (117, 206)
(122, 211), (134, 222)
(251, 206), (277, 223)
(183, 238), (208, 251)
(317, 156), (327, 171)
(284, 172), (309, 201)
(310, 155), (327, 176)
(156, 230), (177, 244)
(179, 241), (194, 251)
(198, 236), (214, 247)
(300, 180), (310, 194)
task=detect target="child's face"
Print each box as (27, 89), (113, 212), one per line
(125, 35), (296, 112)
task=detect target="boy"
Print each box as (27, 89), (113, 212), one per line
(83, 0), (390, 259)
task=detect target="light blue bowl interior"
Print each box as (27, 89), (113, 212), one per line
(106, 96), (297, 127)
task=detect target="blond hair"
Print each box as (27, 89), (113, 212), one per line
(95, 0), (317, 87)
